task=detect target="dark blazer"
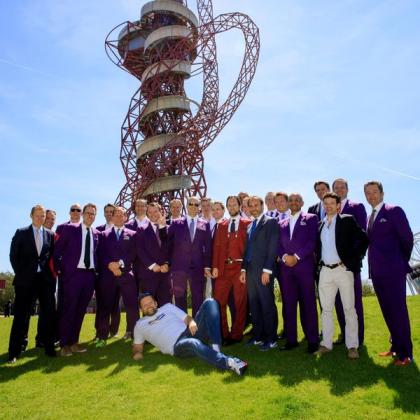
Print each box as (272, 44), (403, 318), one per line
(242, 215), (279, 272)
(10, 225), (55, 285)
(316, 214), (369, 274)
(308, 202), (322, 220)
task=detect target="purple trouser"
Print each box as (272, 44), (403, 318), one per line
(96, 273), (139, 339)
(280, 264), (319, 345)
(171, 269), (205, 316)
(59, 269), (95, 347)
(94, 277), (121, 336)
(372, 273), (413, 360)
(139, 272), (171, 307)
(335, 272), (364, 344)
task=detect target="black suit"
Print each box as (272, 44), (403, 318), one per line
(316, 214), (368, 273)
(8, 225), (56, 359)
(242, 215), (279, 342)
(308, 202), (322, 220)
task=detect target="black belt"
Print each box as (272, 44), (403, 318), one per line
(321, 262), (343, 269)
(225, 258), (243, 264)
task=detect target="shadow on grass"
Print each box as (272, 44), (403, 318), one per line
(1, 337), (419, 414)
(228, 340), (420, 414)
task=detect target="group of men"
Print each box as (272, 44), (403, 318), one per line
(7, 178), (414, 374)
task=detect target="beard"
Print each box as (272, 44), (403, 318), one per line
(144, 307), (158, 317)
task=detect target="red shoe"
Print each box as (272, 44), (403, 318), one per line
(379, 351), (396, 357)
(394, 358), (412, 366)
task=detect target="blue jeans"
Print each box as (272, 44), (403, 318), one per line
(173, 299), (229, 370)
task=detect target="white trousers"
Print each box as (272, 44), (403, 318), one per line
(319, 265), (359, 349)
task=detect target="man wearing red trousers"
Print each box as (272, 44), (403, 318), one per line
(212, 196), (251, 345)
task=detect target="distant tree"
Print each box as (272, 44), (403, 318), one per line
(0, 271), (15, 313)
(362, 282), (376, 297)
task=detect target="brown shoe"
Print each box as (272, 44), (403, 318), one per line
(60, 346), (73, 357)
(379, 350), (396, 357)
(70, 343), (87, 353)
(315, 345), (332, 356)
(348, 348), (359, 359)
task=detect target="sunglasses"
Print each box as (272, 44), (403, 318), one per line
(71, 208), (81, 212)
(188, 203), (200, 207)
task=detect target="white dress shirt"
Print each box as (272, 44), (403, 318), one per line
(228, 215), (241, 233)
(77, 223), (95, 269)
(339, 198), (348, 214)
(186, 215), (199, 238)
(320, 215), (341, 265)
(32, 225), (44, 271)
(289, 211), (301, 239)
(135, 216), (149, 229)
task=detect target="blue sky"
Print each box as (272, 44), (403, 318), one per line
(0, 0), (419, 273)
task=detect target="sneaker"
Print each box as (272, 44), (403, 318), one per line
(246, 337), (263, 346)
(348, 348), (359, 359)
(229, 358), (248, 376)
(260, 341), (278, 352)
(7, 357), (17, 364)
(95, 339), (107, 349)
(315, 345), (332, 356)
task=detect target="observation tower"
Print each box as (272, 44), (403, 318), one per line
(105, 0), (260, 214)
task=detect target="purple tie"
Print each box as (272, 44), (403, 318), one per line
(189, 219), (195, 241)
(155, 224), (161, 246)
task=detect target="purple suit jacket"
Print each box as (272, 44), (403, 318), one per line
(97, 227), (136, 280)
(136, 221), (169, 280)
(95, 224), (107, 232)
(341, 200), (367, 229)
(367, 203), (413, 277)
(168, 217), (212, 271)
(278, 212), (317, 269)
(53, 223), (99, 275)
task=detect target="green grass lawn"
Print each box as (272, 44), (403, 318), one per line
(0, 296), (419, 419)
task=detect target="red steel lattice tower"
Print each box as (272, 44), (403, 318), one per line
(105, 0), (260, 215)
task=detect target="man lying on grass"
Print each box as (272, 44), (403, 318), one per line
(132, 294), (248, 376)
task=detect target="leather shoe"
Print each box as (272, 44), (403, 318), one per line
(223, 338), (241, 346)
(60, 346), (73, 357)
(279, 342), (299, 351)
(379, 350), (396, 357)
(315, 345), (332, 356)
(394, 357), (412, 366)
(45, 350), (57, 358)
(70, 343), (87, 353)
(246, 337), (263, 346)
(348, 348), (359, 359)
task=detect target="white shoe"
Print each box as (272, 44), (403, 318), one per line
(229, 358), (248, 376)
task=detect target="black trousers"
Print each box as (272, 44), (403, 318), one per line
(8, 274), (56, 359)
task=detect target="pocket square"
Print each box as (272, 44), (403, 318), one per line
(300, 221), (306, 226)
(123, 236), (130, 240)
(379, 218), (387, 223)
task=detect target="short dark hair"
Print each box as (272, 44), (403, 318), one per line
(313, 181), (330, 191)
(138, 292), (154, 305)
(332, 178), (348, 190)
(226, 195), (241, 207)
(248, 195), (264, 206)
(30, 204), (46, 216)
(364, 180), (383, 193)
(212, 201), (225, 210)
(104, 203), (115, 211)
(46, 209), (56, 216)
(83, 203), (97, 213)
(322, 192), (340, 204)
(275, 192), (289, 201)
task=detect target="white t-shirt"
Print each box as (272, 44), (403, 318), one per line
(133, 303), (187, 355)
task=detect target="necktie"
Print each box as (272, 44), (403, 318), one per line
(230, 219), (236, 233)
(116, 228), (121, 240)
(189, 218), (195, 242)
(245, 219), (258, 262)
(35, 228), (42, 255)
(368, 209), (376, 231)
(281, 213), (286, 220)
(155, 224), (161, 246)
(320, 205), (325, 220)
(84, 228), (91, 269)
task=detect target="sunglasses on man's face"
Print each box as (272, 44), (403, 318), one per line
(71, 208), (81, 212)
(188, 203), (199, 207)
